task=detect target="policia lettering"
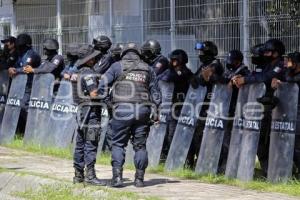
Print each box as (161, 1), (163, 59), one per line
(6, 98), (22, 107)
(29, 99), (50, 110)
(52, 103), (78, 114)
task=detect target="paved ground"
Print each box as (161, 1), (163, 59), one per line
(0, 146), (299, 200)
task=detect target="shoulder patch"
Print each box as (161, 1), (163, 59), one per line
(255, 68), (262, 73)
(26, 57), (32, 63)
(84, 75), (94, 86)
(155, 62), (163, 69)
(273, 66), (281, 73)
(52, 59), (60, 66)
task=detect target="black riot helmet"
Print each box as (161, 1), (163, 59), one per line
(141, 39), (161, 63)
(263, 39), (285, 57)
(111, 43), (124, 61)
(195, 41), (218, 65)
(16, 33), (32, 47)
(43, 38), (59, 57)
(251, 44), (267, 66)
(43, 38), (59, 50)
(169, 49), (188, 65)
(66, 44), (80, 64)
(16, 33), (32, 54)
(121, 42), (140, 58)
(225, 50), (243, 70)
(93, 35), (112, 52)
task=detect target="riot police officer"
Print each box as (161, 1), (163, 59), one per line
(13, 33), (41, 134)
(1, 36), (18, 71)
(157, 49), (193, 159)
(92, 43), (161, 187)
(141, 39), (169, 75)
(271, 52), (300, 178)
(61, 44), (81, 80)
(232, 39), (286, 176)
(218, 50), (250, 173)
(110, 43), (124, 62)
(92, 35), (114, 74)
(23, 38), (64, 80)
(72, 45), (106, 186)
(187, 41), (224, 168)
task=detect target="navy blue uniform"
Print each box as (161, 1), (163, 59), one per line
(93, 53), (114, 75)
(73, 66), (101, 171)
(14, 48), (41, 133)
(0, 50), (18, 70)
(244, 59), (284, 174)
(157, 66), (193, 157)
(149, 55), (169, 76)
(187, 59), (224, 168)
(98, 52), (161, 170)
(218, 64), (250, 173)
(34, 54), (65, 80)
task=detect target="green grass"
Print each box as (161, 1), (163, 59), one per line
(14, 183), (161, 200)
(3, 138), (300, 197)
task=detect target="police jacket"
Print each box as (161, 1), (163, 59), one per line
(245, 58), (285, 98)
(34, 54), (65, 80)
(245, 59), (284, 86)
(150, 54), (169, 76)
(93, 52), (114, 75)
(192, 59), (224, 88)
(98, 52), (161, 106)
(60, 63), (78, 77)
(14, 48), (41, 92)
(219, 63), (250, 84)
(220, 64), (250, 117)
(158, 65), (193, 103)
(1, 50), (18, 70)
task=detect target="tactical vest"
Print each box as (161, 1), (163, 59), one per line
(72, 67), (95, 104)
(112, 60), (151, 104)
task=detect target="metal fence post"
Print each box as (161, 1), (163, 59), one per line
(11, 1), (16, 37)
(170, 0), (176, 50)
(140, 0), (144, 43)
(242, 0), (250, 66)
(56, 0), (62, 55)
(109, 0), (114, 41)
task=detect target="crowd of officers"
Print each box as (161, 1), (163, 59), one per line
(0, 33), (300, 188)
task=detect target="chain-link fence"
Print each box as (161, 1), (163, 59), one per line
(9, 0), (300, 70)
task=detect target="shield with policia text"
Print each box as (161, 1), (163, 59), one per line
(165, 85), (207, 171)
(195, 84), (232, 175)
(236, 83), (266, 182)
(0, 70), (10, 125)
(147, 80), (174, 167)
(44, 80), (78, 148)
(268, 83), (299, 183)
(23, 74), (55, 145)
(0, 74), (28, 144)
(225, 85), (251, 178)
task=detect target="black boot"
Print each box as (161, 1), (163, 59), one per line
(73, 168), (84, 184)
(134, 169), (145, 187)
(111, 167), (123, 187)
(84, 167), (106, 186)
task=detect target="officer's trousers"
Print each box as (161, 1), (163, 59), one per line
(73, 106), (101, 171)
(110, 103), (151, 170)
